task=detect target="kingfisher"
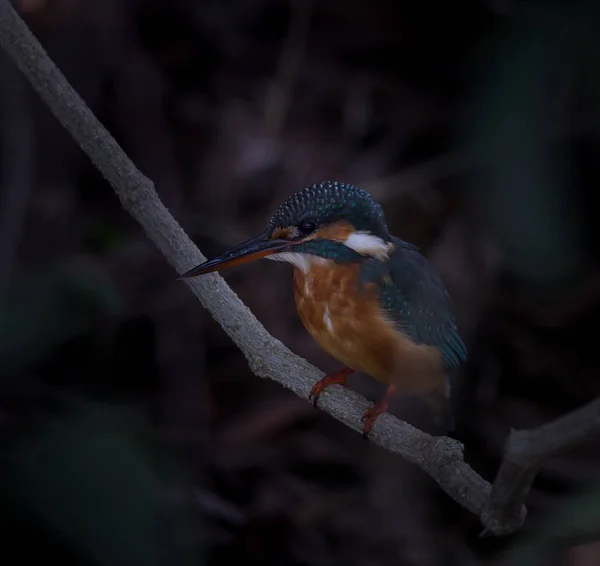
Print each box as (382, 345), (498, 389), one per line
(180, 181), (467, 438)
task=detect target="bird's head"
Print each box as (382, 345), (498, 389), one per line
(180, 181), (393, 278)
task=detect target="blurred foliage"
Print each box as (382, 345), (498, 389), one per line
(464, 1), (597, 297)
(0, 399), (200, 566)
(505, 479), (600, 565)
(0, 258), (124, 377)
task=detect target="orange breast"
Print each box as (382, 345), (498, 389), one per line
(293, 262), (445, 396)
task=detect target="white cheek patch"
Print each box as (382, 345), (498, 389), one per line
(344, 231), (392, 260)
(267, 252), (327, 273)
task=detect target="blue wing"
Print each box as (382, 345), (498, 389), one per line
(374, 237), (467, 371)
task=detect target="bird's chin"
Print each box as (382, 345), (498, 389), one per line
(266, 251), (320, 273)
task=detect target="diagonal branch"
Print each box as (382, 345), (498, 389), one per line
(1, 0), (599, 537)
(0, 0), (492, 520)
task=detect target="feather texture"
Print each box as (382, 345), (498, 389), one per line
(370, 237), (467, 372)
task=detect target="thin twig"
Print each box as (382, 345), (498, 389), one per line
(2, 0), (600, 536)
(482, 397), (600, 535)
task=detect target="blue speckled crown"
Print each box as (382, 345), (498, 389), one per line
(268, 181), (390, 241)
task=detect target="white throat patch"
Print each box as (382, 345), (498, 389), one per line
(267, 252), (327, 273)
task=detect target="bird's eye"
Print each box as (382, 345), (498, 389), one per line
(298, 220), (317, 235)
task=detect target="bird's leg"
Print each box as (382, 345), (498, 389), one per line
(309, 367), (354, 407)
(361, 384), (397, 439)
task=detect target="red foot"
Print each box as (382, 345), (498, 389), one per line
(309, 367), (354, 407)
(361, 385), (397, 439)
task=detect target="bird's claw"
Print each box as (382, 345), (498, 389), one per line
(361, 404), (386, 440)
(308, 381), (326, 407)
(308, 368), (353, 408)
(360, 387), (395, 440)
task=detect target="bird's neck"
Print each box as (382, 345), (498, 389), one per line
(266, 239), (358, 272)
(267, 252), (332, 273)
(297, 233), (394, 263)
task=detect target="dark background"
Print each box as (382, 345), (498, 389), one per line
(1, 0), (600, 564)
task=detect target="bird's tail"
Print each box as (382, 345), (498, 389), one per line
(427, 395), (455, 432)
(424, 373), (456, 432)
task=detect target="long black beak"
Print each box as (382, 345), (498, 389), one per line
(179, 231), (292, 279)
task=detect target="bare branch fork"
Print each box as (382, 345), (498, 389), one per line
(1, 0), (599, 536)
